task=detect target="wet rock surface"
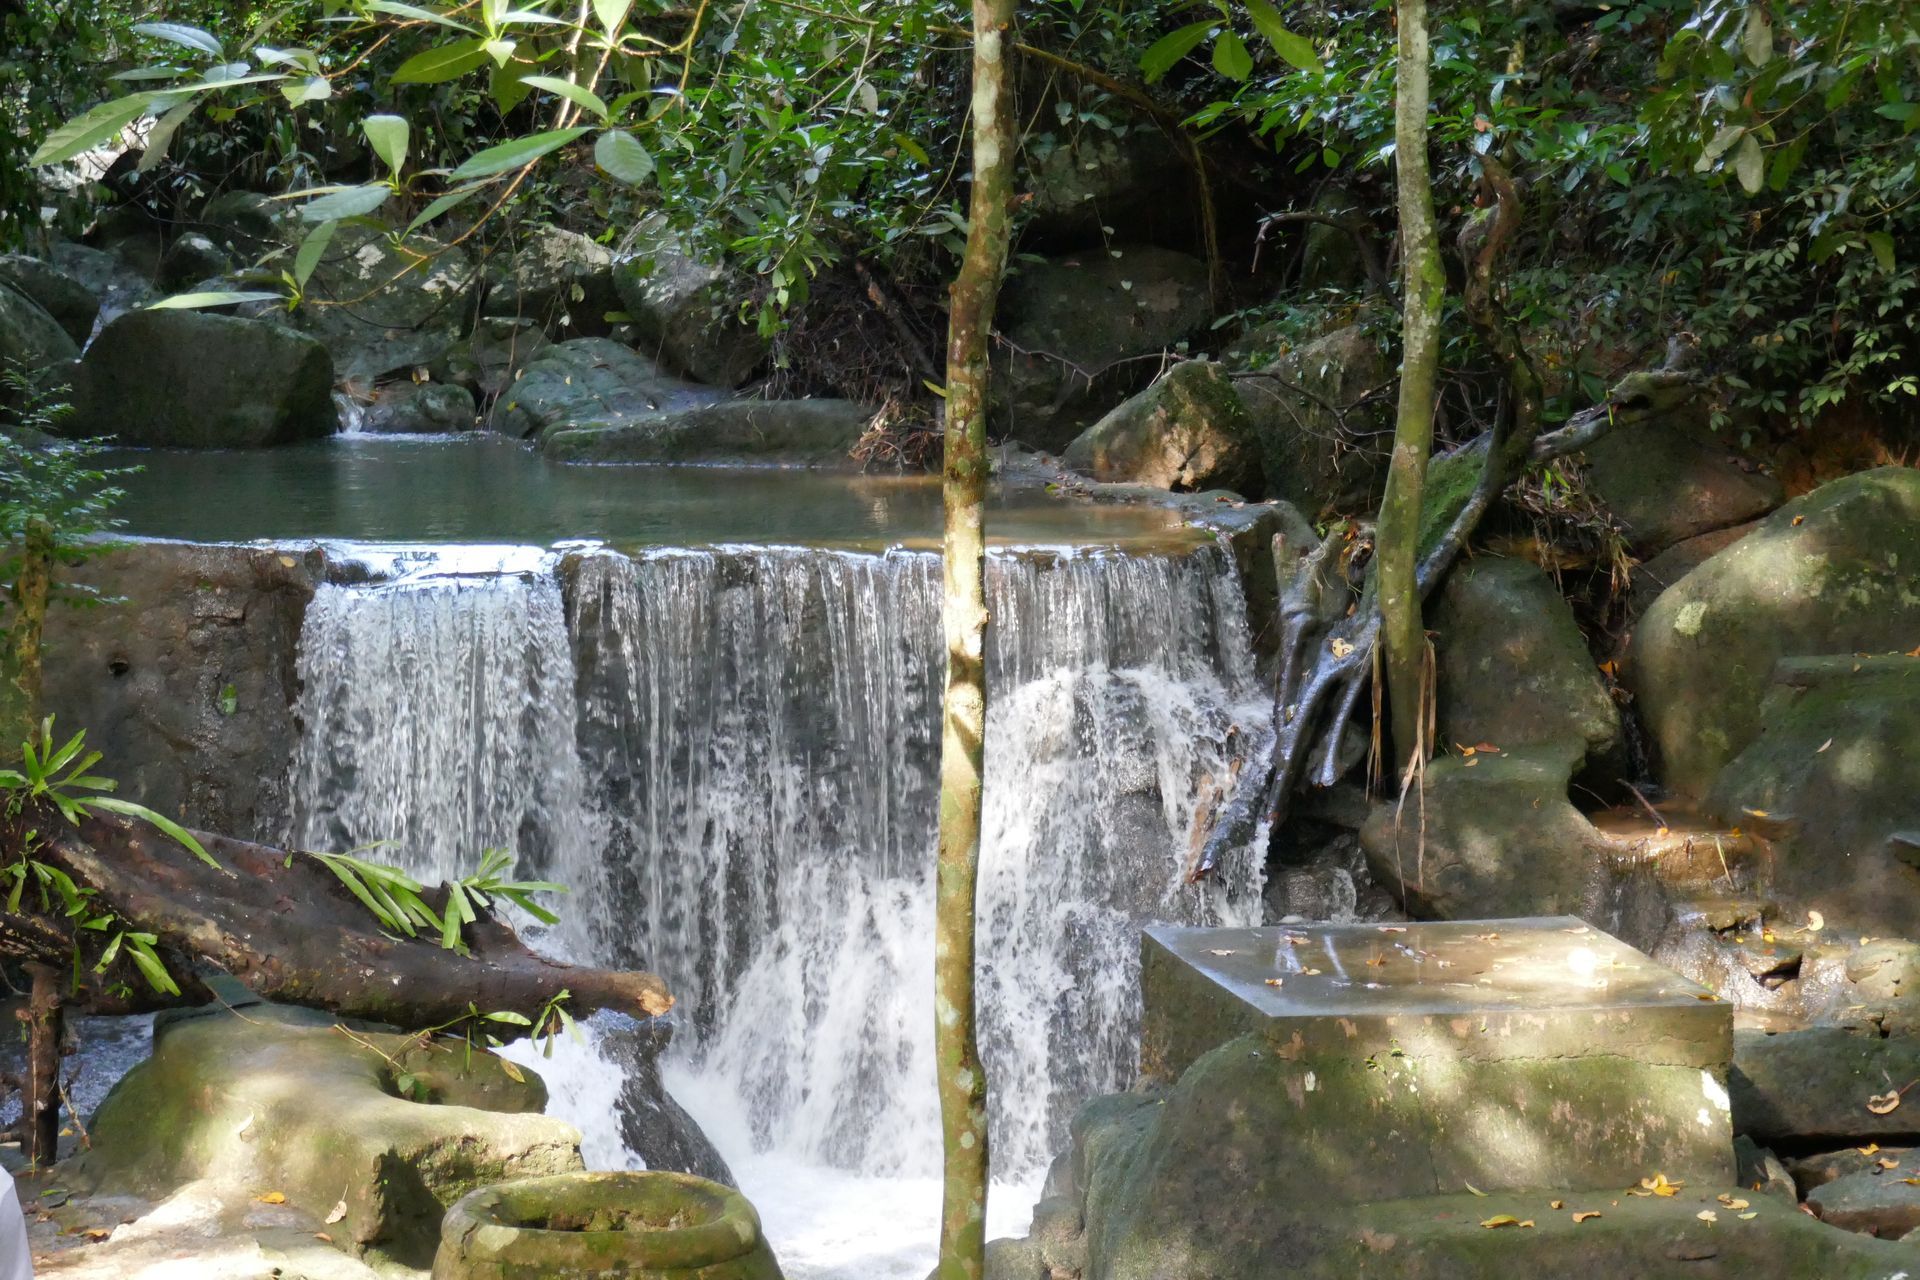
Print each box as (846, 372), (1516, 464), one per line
(1061, 359), (1260, 494)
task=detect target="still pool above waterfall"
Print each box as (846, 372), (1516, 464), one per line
(102, 436), (1198, 548)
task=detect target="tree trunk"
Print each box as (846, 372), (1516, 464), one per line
(1376, 0), (1444, 766)
(935, 2), (1016, 1276)
(2, 516), (53, 756)
(21, 962), (62, 1166)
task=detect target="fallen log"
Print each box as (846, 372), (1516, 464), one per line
(0, 803), (673, 1027)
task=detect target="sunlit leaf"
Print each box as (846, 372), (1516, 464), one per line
(363, 114), (410, 174)
(451, 126), (590, 178)
(522, 75), (609, 121)
(29, 95), (153, 166)
(390, 39), (488, 84)
(593, 128), (654, 185)
(1244, 0), (1320, 73)
(298, 183), (392, 222)
(133, 21), (223, 56)
(1212, 29), (1253, 81)
(1140, 21), (1214, 84)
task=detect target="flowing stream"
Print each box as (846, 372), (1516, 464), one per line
(289, 540), (1266, 1277)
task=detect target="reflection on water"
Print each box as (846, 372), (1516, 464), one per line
(101, 436), (1191, 549)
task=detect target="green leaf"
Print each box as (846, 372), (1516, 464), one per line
(1696, 123), (1746, 168)
(314, 854), (406, 932)
(94, 930), (125, 972)
(281, 76), (333, 106)
(482, 37), (517, 66)
(126, 938), (180, 997)
(593, 128), (654, 185)
(83, 796), (220, 869)
(405, 186), (481, 235)
(298, 183), (392, 222)
(217, 683), (239, 716)
(451, 126), (590, 178)
(592, 0), (630, 35)
(1866, 231), (1896, 273)
(363, 114), (410, 174)
(133, 21), (222, 56)
(1741, 6), (1773, 67)
(1212, 29), (1254, 82)
(294, 219), (337, 289)
(362, 0), (475, 33)
(1732, 131), (1763, 194)
(521, 75), (609, 122)
(1140, 21), (1215, 84)
(490, 62), (535, 112)
(484, 1009), (532, 1025)
(390, 39), (488, 84)
(145, 290), (284, 310)
(29, 95), (153, 166)
(1244, 0), (1320, 73)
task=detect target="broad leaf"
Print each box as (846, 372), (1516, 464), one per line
(451, 126), (590, 178)
(391, 39), (488, 83)
(294, 220), (338, 289)
(405, 186), (482, 234)
(1141, 21), (1214, 84)
(593, 128), (654, 185)
(29, 95), (152, 166)
(1212, 29), (1253, 81)
(362, 0), (475, 32)
(363, 114), (410, 174)
(1866, 231), (1896, 273)
(83, 795), (220, 869)
(1732, 131), (1763, 193)
(592, 0), (630, 35)
(522, 75), (609, 122)
(132, 21), (222, 56)
(137, 98), (199, 174)
(281, 76), (333, 105)
(1245, 0), (1321, 74)
(298, 183), (392, 221)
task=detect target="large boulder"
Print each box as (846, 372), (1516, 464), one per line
(439, 316), (553, 400)
(0, 253), (99, 344)
(71, 1003), (581, 1270)
(41, 541), (324, 841)
(1234, 324), (1394, 516)
(1060, 359), (1259, 493)
(486, 337), (713, 439)
(49, 240), (158, 321)
(157, 231), (234, 291)
(1625, 467), (1920, 798)
(993, 245), (1212, 451)
(542, 397), (873, 466)
(1731, 1024), (1920, 1147)
(280, 225), (478, 383)
(1020, 125), (1190, 247)
(1432, 556), (1621, 771)
(611, 219), (766, 387)
(66, 309), (337, 446)
(1583, 416), (1782, 555)
(1621, 521), (1758, 628)
(1704, 657), (1920, 936)
(0, 282), (79, 377)
(482, 224), (618, 338)
(1360, 751), (1616, 921)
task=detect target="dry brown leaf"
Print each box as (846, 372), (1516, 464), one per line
(314, 1232), (333, 1243)
(1632, 1174), (1683, 1198)
(325, 1199), (347, 1225)
(1738, 1212), (1758, 1221)
(1572, 1211), (1601, 1224)
(81, 1228), (110, 1241)
(1697, 1210), (1718, 1223)
(1330, 638), (1355, 658)
(1204, 949), (1237, 957)
(1877, 1159), (1899, 1171)
(1465, 1183), (1488, 1197)
(256, 1191), (287, 1205)
(1858, 1143), (1882, 1156)
(1816, 738), (1833, 753)
(1807, 911), (1825, 933)
(1716, 1195), (1750, 1210)
(1302, 967), (1323, 976)
(1378, 926), (1407, 934)
(1549, 1200), (1564, 1210)
(1264, 978), (1284, 988)
(1901, 1178), (1920, 1187)
(1867, 1092), (1902, 1116)
(1480, 1215), (1520, 1229)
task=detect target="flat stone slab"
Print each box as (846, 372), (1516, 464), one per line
(1143, 915), (1730, 1079)
(1137, 917), (1735, 1198)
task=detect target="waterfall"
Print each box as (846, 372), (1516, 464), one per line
(290, 540), (1265, 1183)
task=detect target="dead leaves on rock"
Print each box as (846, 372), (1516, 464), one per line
(1867, 1091), (1902, 1116)
(1630, 1173), (1684, 1198)
(1480, 1214), (1534, 1230)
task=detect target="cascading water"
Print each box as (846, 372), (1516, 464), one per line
(289, 539), (1266, 1275)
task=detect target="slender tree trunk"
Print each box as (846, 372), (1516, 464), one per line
(935, 2), (1016, 1276)
(22, 962), (63, 1165)
(3, 516), (53, 754)
(1376, 0), (1444, 766)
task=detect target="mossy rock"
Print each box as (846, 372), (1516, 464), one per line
(433, 1171), (783, 1279)
(1061, 360), (1259, 494)
(1582, 415), (1783, 555)
(71, 1004), (582, 1269)
(1704, 657), (1920, 935)
(611, 218), (767, 388)
(541, 397), (873, 466)
(487, 337), (710, 439)
(1626, 466), (1920, 799)
(0, 281), (79, 379)
(1433, 556), (1621, 769)
(65, 309), (336, 447)
(0, 253), (99, 344)
(1236, 325), (1393, 517)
